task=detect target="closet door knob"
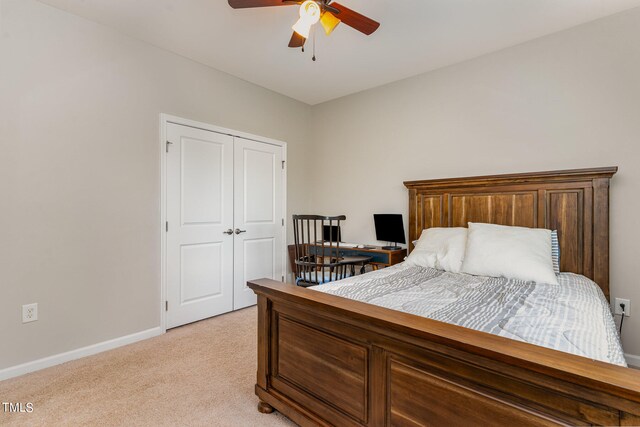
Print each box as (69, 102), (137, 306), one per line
(235, 229), (247, 235)
(223, 229), (234, 235)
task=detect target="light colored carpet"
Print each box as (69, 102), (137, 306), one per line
(0, 307), (295, 426)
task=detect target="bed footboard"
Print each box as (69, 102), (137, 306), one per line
(249, 279), (640, 426)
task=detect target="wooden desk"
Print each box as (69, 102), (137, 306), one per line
(287, 245), (407, 279)
(309, 245), (406, 270)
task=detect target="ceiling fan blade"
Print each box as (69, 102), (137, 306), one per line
(330, 2), (380, 35)
(288, 32), (306, 48)
(228, 0), (295, 9)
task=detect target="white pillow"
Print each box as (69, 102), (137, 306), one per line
(405, 228), (467, 273)
(461, 223), (558, 285)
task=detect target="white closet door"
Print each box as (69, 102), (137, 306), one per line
(233, 137), (284, 310)
(166, 123), (234, 328)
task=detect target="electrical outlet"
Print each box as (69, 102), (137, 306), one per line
(22, 303), (38, 323)
(615, 298), (631, 317)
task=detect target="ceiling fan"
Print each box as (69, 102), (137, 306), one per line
(228, 0), (380, 51)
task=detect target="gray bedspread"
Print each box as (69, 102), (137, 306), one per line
(312, 264), (626, 366)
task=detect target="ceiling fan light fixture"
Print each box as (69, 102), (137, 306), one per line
(299, 0), (321, 23)
(292, 18), (312, 39)
(320, 11), (340, 35)
(292, 1), (320, 38)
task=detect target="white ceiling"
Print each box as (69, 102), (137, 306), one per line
(38, 0), (640, 105)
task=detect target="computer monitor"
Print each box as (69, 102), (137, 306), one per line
(322, 225), (341, 242)
(373, 214), (406, 250)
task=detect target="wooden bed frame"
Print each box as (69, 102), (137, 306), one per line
(248, 167), (640, 426)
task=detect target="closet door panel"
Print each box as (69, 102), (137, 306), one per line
(233, 138), (284, 310)
(166, 124), (234, 328)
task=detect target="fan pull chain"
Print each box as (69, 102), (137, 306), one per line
(312, 26), (317, 62)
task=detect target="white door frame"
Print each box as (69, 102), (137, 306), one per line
(159, 114), (288, 332)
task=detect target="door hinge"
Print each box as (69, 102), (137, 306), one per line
(282, 218), (284, 226)
(165, 301), (168, 311)
(165, 221), (168, 232)
(282, 160), (285, 170)
(166, 141), (173, 153)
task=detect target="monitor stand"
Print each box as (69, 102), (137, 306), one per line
(382, 243), (402, 250)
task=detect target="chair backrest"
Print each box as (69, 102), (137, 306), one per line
(292, 215), (349, 287)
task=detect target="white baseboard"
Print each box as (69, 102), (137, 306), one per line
(625, 353), (640, 368)
(0, 327), (163, 381)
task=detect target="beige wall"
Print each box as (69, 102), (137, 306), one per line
(0, 0), (312, 370)
(311, 7), (640, 356)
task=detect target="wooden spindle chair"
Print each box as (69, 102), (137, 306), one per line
(292, 215), (370, 287)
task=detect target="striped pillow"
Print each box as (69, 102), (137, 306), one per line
(551, 230), (561, 274)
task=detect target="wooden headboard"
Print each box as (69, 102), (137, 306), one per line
(404, 167), (617, 299)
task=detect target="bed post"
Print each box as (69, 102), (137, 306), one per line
(255, 294), (274, 414)
(593, 177), (611, 300)
(408, 188), (417, 253)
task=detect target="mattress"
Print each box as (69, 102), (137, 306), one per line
(312, 263), (626, 366)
